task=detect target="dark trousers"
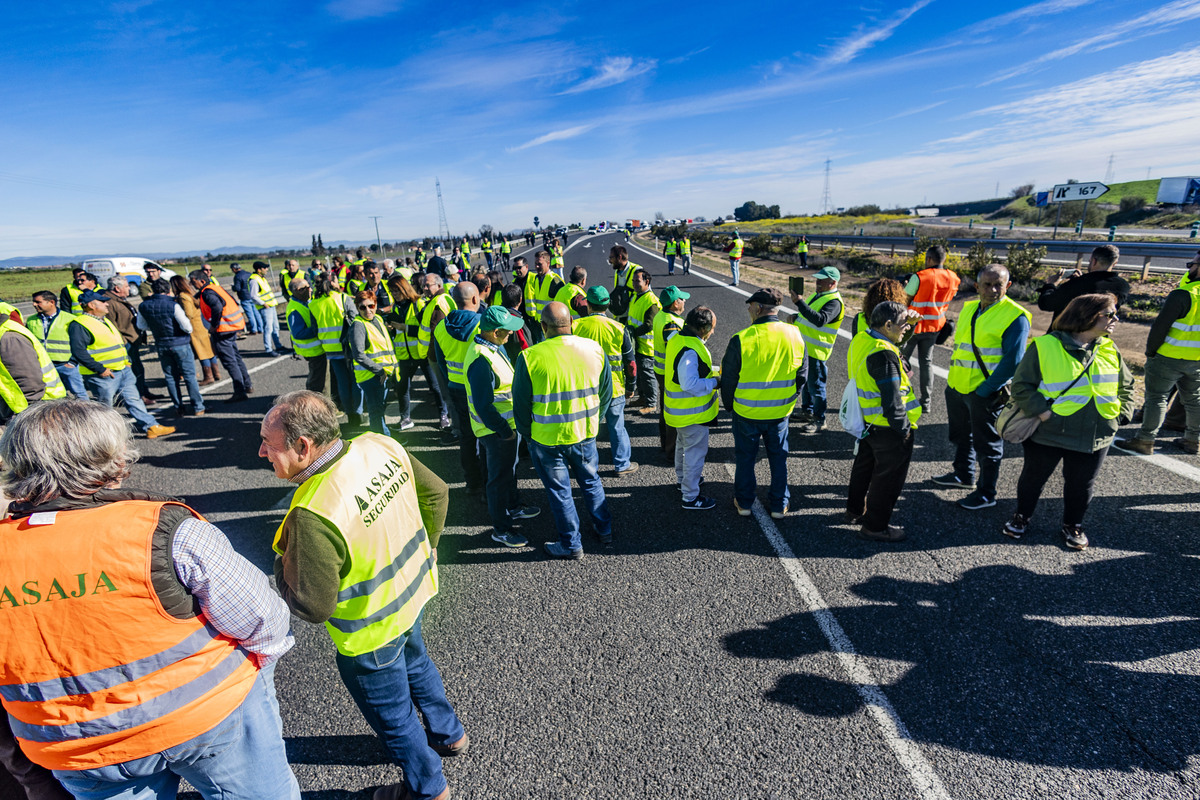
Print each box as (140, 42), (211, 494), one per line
(448, 388), (486, 492)
(945, 386), (1005, 497)
(0, 712), (71, 800)
(127, 342), (150, 397)
(799, 356), (829, 420)
(1016, 439), (1108, 527)
(305, 353), (327, 393)
(480, 432), (521, 533)
(655, 374), (676, 458)
(396, 359), (446, 420)
(211, 332), (251, 394)
(635, 354), (658, 406)
(847, 426), (914, 532)
(900, 330), (938, 406)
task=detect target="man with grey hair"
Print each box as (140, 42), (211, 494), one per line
(105, 275), (161, 406)
(0, 399), (299, 799)
(847, 300), (922, 542)
(935, 264), (1031, 509)
(260, 391), (461, 800)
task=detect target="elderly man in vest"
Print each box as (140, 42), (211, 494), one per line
(190, 269), (252, 403)
(0, 399), (299, 800)
(848, 301), (923, 542)
(652, 285), (688, 457)
(514, 302), (614, 559)
(789, 266), (845, 434)
(137, 278), (206, 417)
(261, 391), (463, 800)
(721, 288), (806, 519)
(68, 290), (175, 439)
(574, 286), (638, 477)
(903, 244), (960, 412)
(30, 291), (85, 399)
(665, 305), (720, 511)
(1118, 257), (1200, 456)
(285, 277), (327, 393)
(935, 265), (1031, 509)
(465, 306), (541, 548)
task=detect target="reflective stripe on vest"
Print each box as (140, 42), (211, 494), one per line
(520, 335), (605, 446)
(652, 309), (683, 375)
(664, 334), (718, 427)
(1158, 276), (1200, 360)
(529, 273), (561, 320)
(555, 283), (586, 319)
(464, 340), (515, 438)
(199, 284), (246, 333)
(73, 315), (130, 375)
(433, 319), (478, 387)
(417, 294), (455, 360)
(664, 241), (677, 255)
(309, 292), (348, 355)
(392, 301), (422, 362)
(249, 274), (279, 308)
(66, 285), (84, 315)
(908, 267), (960, 334)
(794, 291), (845, 361)
(628, 291), (661, 356)
(680, 239), (691, 255)
(37, 312), (75, 363)
(573, 313), (628, 395)
(731, 321), (806, 419)
(286, 300), (323, 358)
(1034, 335), (1122, 419)
(0, 321), (66, 413)
(0, 501), (258, 770)
(729, 238), (744, 258)
(353, 317), (398, 383)
(276, 435), (437, 657)
(854, 334), (922, 428)
(946, 297), (1031, 394)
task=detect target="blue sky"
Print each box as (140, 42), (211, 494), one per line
(2, 0), (1199, 257)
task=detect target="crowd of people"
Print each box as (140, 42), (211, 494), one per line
(1, 234), (1199, 799)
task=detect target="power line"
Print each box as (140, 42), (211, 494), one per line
(820, 159), (832, 215)
(436, 178), (450, 243)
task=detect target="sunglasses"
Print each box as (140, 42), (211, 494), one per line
(358, 303), (377, 310)
(1101, 310), (1119, 320)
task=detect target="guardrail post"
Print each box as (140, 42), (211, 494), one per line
(990, 227), (997, 239)
(969, 218), (974, 229)
(1142, 256), (1152, 281)
(1009, 218), (1015, 230)
(1108, 226), (1116, 242)
(910, 227), (916, 237)
(1191, 221), (1199, 239)
(890, 243), (895, 257)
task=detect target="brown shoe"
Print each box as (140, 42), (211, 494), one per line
(1115, 438), (1154, 455)
(859, 524), (906, 542)
(1174, 437), (1200, 455)
(198, 365), (215, 386)
(145, 424), (176, 439)
(430, 732), (469, 757)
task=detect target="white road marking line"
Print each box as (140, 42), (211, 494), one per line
(199, 352), (292, 395)
(628, 239), (1200, 489)
(722, 463), (953, 800)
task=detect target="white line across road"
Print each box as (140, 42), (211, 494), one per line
(627, 238), (1200, 489)
(199, 351), (291, 396)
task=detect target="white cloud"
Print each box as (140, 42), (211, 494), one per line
(355, 184), (407, 202)
(969, 0), (1095, 33)
(508, 124), (596, 152)
(558, 57), (656, 95)
(815, 0), (934, 68)
(325, 0), (402, 21)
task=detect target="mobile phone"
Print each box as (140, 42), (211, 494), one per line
(788, 275), (805, 295)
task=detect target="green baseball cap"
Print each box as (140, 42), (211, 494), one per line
(586, 285), (611, 306)
(813, 266), (841, 281)
(480, 306), (524, 332)
(659, 285), (690, 306)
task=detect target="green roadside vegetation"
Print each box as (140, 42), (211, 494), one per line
(729, 213), (909, 235)
(992, 178), (1199, 230)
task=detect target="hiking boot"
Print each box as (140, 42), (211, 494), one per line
(614, 462), (640, 477)
(1173, 437), (1200, 455)
(958, 490), (996, 510)
(1002, 513), (1029, 540)
(1062, 524), (1089, 551)
(859, 524), (906, 543)
(931, 471), (974, 489)
(543, 542), (583, 560)
(430, 732), (469, 757)
(145, 424), (176, 439)
(681, 495), (717, 511)
(1115, 438), (1154, 455)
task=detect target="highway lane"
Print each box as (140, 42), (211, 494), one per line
(8, 233), (1200, 799)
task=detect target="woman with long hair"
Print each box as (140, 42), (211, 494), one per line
(385, 275), (445, 431)
(171, 274), (218, 385)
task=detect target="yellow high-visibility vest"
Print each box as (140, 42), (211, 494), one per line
(731, 321), (805, 419)
(664, 334), (718, 428)
(520, 335), (605, 446)
(854, 333), (922, 428)
(946, 297), (1030, 394)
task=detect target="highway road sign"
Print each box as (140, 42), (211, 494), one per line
(1050, 182), (1108, 202)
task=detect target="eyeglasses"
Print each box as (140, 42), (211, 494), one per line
(1102, 310), (1119, 320)
(358, 304), (377, 310)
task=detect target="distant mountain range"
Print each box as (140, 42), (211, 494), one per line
(0, 240), (385, 270)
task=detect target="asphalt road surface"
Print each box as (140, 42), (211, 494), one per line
(10, 233), (1200, 800)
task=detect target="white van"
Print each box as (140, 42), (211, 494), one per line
(81, 257), (176, 287)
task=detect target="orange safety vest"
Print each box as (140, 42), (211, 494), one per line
(198, 283), (246, 333)
(0, 501), (259, 771)
(908, 267), (960, 335)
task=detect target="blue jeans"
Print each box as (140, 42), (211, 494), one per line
(358, 373), (390, 435)
(239, 300), (262, 333)
(528, 438), (612, 551)
(480, 432), (521, 533)
(159, 344), (204, 413)
(603, 393), (632, 470)
(666, 254), (675, 274)
(732, 413), (790, 513)
(730, 258), (740, 285)
(800, 356), (828, 420)
(335, 612), (463, 800)
(53, 664), (299, 800)
(84, 368), (158, 431)
(55, 362), (86, 399)
(259, 306), (283, 352)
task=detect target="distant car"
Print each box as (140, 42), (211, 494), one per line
(81, 257), (175, 287)
(587, 226), (598, 234)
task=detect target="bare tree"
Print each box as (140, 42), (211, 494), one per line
(1010, 183), (1035, 198)
(654, 211), (665, 221)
